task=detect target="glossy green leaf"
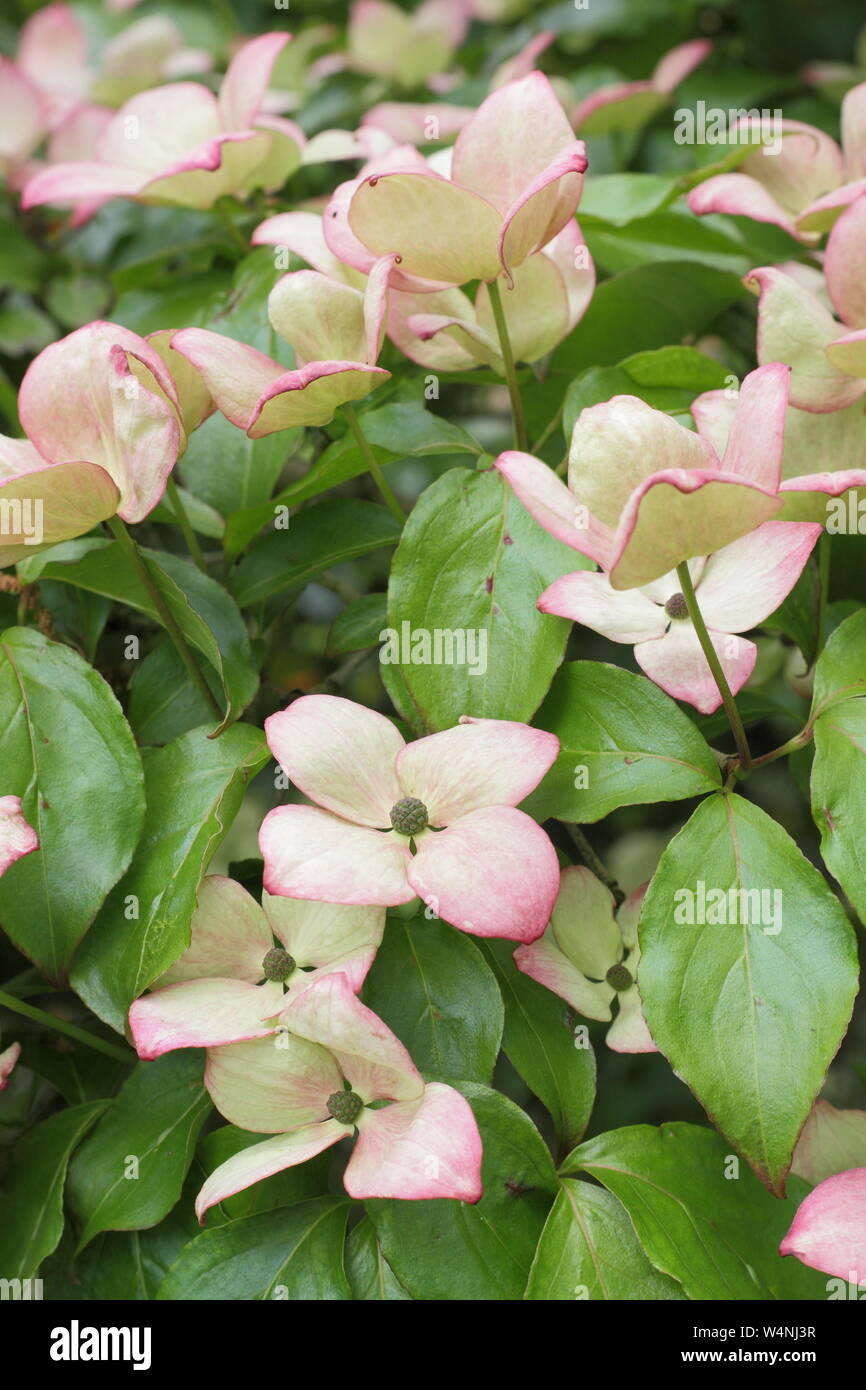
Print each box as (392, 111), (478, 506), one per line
(362, 915), (504, 1084)
(70, 723), (269, 1032)
(523, 662), (721, 823)
(0, 1101), (106, 1279)
(230, 499), (401, 607)
(481, 940), (596, 1154)
(811, 608), (866, 921)
(639, 794), (859, 1192)
(561, 1123), (832, 1300)
(328, 593), (388, 653)
(0, 627), (145, 982)
(385, 467), (591, 733)
(345, 1217), (412, 1300)
(525, 1180), (685, 1300)
(157, 1197), (352, 1300)
(67, 1051), (210, 1249)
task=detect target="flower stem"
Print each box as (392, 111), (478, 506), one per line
(107, 516), (223, 722)
(565, 824), (625, 907)
(0, 989), (134, 1065)
(676, 561), (752, 773)
(817, 531), (831, 655)
(166, 477), (207, 574)
(486, 278), (528, 451)
(342, 404), (406, 524)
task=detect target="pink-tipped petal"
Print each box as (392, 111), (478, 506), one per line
(0, 795), (39, 877)
(779, 1168), (866, 1283)
(349, 169), (503, 284)
(606, 986), (657, 1054)
(170, 327), (284, 430)
(498, 144), (587, 281)
(218, 32), (291, 131)
(128, 978), (284, 1060)
(551, 865), (622, 977)
(495, 450), (614, 566)
(720, 363), (789, 487)
(745, 268), (859, 413)
(0, 456), (120, 567)
(538, 569), (667, 643)
(204, 1032), (342, 1132)
(346, 1083), (483, 1201)
(361, 102), (473, 144)
(0, 1041), (20, 1090)
(652, 38), (713, 93)
(687, 173), (803, 241)
(408, 805), (559, 941)
(634, 623), (756, 714)
(825, 194), (866, 329)
(842, 80), (866, 181)
(281, 971), (423, 1103)
(265, 694), (404, 826)
(196, 1121), (347, 1222)
(514, 930), (614, 1020)
(260, 805), (413, 907)
(252, 210), (364, 285)
(695, 521), (822, 633)
(0, 59), (47, 163)
(396, 718), (558, 824)
(268, 269), (367, 365)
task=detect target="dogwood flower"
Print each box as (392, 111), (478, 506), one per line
(687, 83), (866, 239)
(346, 0), (470, 87)
(780, 1168), (866, 1284)
(0, 321), (197, 565)
(538, 522), (822, 714)
(514, 867), (655, 1053)
(128, 874), (384, 1059)
(171, 249), (394, 434)
(12, 4), (90, 127)
(0, 796), (39, 877)
(496, 364), (790, 591)
(196, 971), (483, 1214)
(573, 39), (711, 134)
(387, 221), (594, 373)
(259, 694), (560, 940)
(326, 72), (587, 286)
(22, 34), (303, 213)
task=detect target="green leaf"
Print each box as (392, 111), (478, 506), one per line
(70, 723), (269, 1031)
(196, 1125), (332, 1223)
(765, 558), (820, 666)
(366, 1082), (557, 1300)
(0, 627), (145, 982)
(157, 1197), (352, 1300)
(149, 484), (225, 539)
(230, 499), (401, 607)
(0, 1101), (106, 1279)
(362, 915), (504, 1084)
(180, 411), (299, 517)
(577, 173), (680, 224)
(561, 1123), (832, 1300)
(551, 261), (745, 374)
(563, 346), (729, 438)
(639, 793), (859, 1193)
(328, 593), (388, 653)
(481, 940), (596, 1154)
(345, 1217), (412, 1300)
(128, 637), (218, 747)
(522, 662), (722, 824)
(67, 1052), (211, 1249)
(358, 402), (482, 456)
(810, 608), (866, 920)
(19, 539), (258, 730)
(385, 467), (591, 733)
(525, 1180), (685, 1300)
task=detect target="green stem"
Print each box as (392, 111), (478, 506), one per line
(817, 531), (831, 656)
(0, 989), (134, 1065)
(486, 278), (528, 451)
(342, 405), (406, 525)
(565, 824), (625, 906)
(166, 477), (207, 574)
(676, 562), (752, 773)
(531, 403), (564, 456)
(748, 724), (813, 771)
(107, 516), (223, 722)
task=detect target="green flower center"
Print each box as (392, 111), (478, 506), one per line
(664, 592), (689, 620)
(261, 947), (296, 983)
(327, 1090), (364, 1125)
(389, 797), (429, 836)
(606, 962), (633, 992)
